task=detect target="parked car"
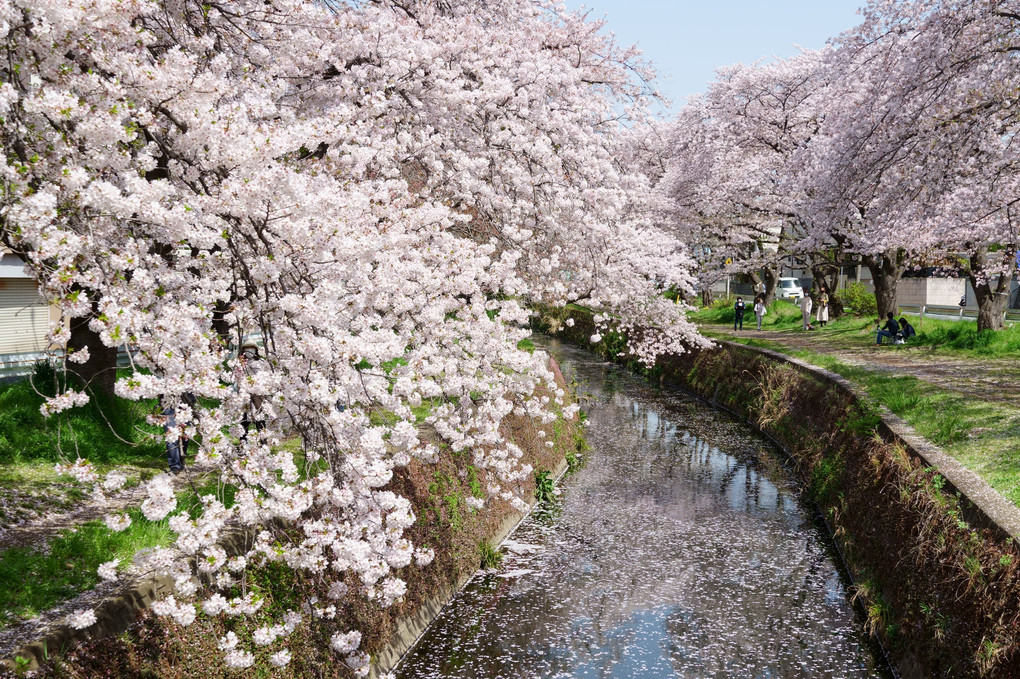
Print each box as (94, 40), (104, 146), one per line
(777, 277), (804, 300)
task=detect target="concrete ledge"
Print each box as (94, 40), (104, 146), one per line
(720, 340), (1020, 543)
(1, 529), (252, 671)
(372, 453), (569, 677)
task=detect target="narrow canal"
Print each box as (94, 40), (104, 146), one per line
(396, 339), (892, 679)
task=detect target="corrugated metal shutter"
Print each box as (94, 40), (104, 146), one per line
(0, 279), (50, 354)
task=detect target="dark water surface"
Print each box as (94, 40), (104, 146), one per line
(396, 339), (891, 679)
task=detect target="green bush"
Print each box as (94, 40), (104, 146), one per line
(478, 540), (503, 569)
(534, 469), (555, 503)
(838, 282), (877, 317)
(709, 295), (737, 310)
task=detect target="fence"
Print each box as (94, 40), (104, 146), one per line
(898, 304), (1020, 325)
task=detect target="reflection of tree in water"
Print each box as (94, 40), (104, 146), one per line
(397, 344), (887, 679)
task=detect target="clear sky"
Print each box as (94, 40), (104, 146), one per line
(568, 1), (866, 108)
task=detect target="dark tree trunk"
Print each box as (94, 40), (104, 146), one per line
(862, 248), (907, 320)
(67, 304), (119, 397)
(701, 285), (714, 307)
(967, 246), (1012, 331)
(211, 300), (232, 345)
(763, 267), (780, 306)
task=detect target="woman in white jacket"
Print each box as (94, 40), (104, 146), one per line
(753, 297), (767, 331)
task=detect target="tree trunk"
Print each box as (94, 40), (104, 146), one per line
(211, 300), (232, 345)
(701, 286), (714, 307)
(967, 247), (1011, 331)
(862, 248), (907, 320)
(747, 268), (776, 304)
(68, 306), (119, 397)
(763, 267), (780, 306)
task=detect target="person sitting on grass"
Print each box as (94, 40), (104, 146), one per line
(898, 317), (916, 341)
(876, 312), (900, 345)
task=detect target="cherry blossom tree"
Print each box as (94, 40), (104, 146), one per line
(1, 0), (703, 670)
(658, 52), (829, 305)
(794, 0), (1019, 325)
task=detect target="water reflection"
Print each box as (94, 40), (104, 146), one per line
(396, 339), (889, 679)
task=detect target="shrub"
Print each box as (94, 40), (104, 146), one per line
(838, 282), (877, 316)
(478, 540), (503, 569)
(710, 295), (737, 310)
(534, 469), (555, 503)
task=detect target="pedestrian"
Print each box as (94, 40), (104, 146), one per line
(237, 342), (266, 440)
(734, 297), (746, 331)
(816, 286), (829, 327)
(798, 289), (813, 330)
(876, 312), (900, 345)
(753, 296), (767, 331)
(161, 396), (185, 474)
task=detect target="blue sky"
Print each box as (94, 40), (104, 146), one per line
(568, 1), (866, 108)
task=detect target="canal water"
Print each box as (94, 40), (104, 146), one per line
(396, 339), (891, 679)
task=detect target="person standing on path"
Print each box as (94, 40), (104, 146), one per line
(734, 297), (746, 331)
(160, 392), (197, 474)
(816, 286), (829, 327)
(753, 296), (767, 331)
(237, 343), (267, 440)
(799, 289), (813, 330)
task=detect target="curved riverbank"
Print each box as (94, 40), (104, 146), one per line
(543, 306), (1020, 679)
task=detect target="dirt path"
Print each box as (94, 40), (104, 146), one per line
(707, 324), (1020, 405)
(0, 465), (212, 552)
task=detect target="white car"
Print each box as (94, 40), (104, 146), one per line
(777, 278), (804, 299)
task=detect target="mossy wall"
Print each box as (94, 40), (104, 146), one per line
(548, 306), (1020, 679)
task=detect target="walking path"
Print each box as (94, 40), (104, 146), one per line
(707, 324), (1020, 404)
(0, 465), (212, 552)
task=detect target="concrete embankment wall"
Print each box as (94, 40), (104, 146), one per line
(545, 306), (1020, 679)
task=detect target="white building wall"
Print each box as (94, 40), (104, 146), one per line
(0, 278), (50, 354)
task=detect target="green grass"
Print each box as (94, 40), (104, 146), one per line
(906, 316), (1020, 357)
(0, 364), (163, 466)
(0, 508), (175, 627)
(0, 471), (241, 628)
(718, 333), (1020, 505)
(695, 299), (1020, 361)
(478, 540), (503, 570)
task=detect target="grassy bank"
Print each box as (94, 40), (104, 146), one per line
(0, 365), (162, 467)
(713, 332), (1020, 506)
(0, 365), (165, 528)
(0, 510), (175, 628)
